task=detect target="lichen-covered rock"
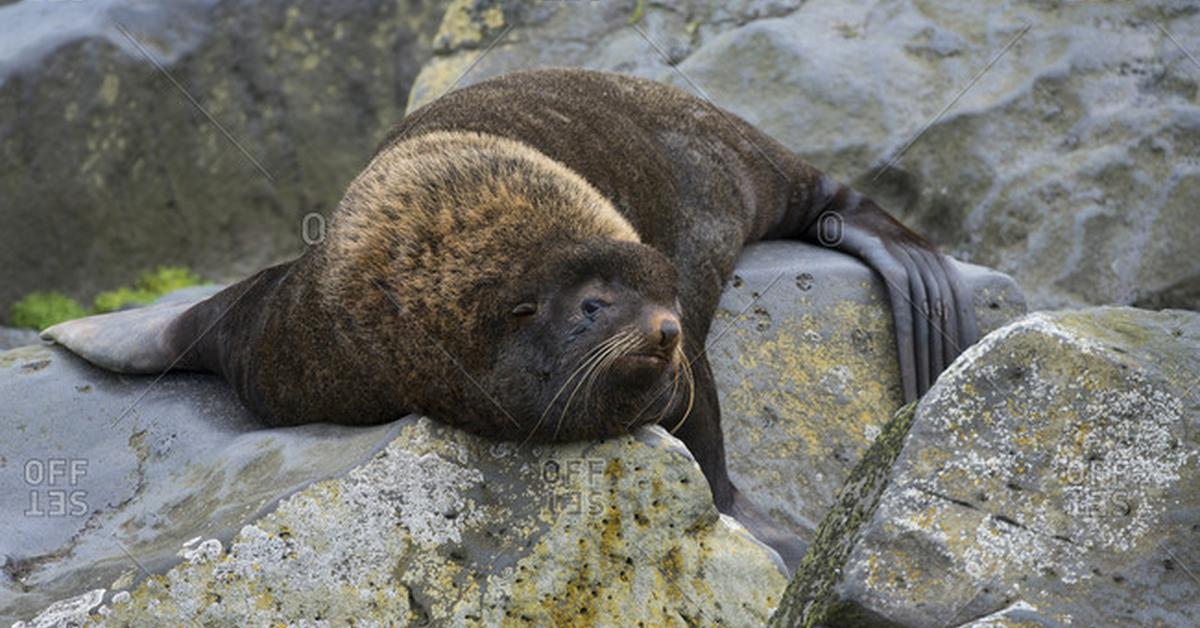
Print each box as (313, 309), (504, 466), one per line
(712, 243), (1023, 544)
(0, 0), (448, 321)
(771, 308), (1200, 627)
(0, 344), (404, 625)
(408, 0), (1200, 311)
(95, 418), (786, 626)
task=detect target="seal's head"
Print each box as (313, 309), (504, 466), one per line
(318, 131), (691, 441)
(490, 237), (690, 441)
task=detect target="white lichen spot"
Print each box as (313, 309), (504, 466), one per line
(179, 538), (224, 564)
(14, 588), (105, 628)
(345, 438), (484, 546)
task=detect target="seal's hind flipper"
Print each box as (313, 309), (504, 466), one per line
(41, 301), (199, 374)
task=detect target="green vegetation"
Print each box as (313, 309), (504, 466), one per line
(9, 266), (207, 330)
(92, 266), (206, 314)
(9, 292), (88, 330)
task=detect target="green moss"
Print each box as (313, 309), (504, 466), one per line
(92, 266), (206, 314)
(10, 266), (208, 329)
(92, 287), (158, 314)
(9, 292), (88, 330)
(137, 266), (206, 295)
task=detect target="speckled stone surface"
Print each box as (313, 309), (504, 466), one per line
(712, 242), (1024, 545)
(772, 308), (1200, 627)
(90, 419), (786, 626)
(0, 344), (404, 625)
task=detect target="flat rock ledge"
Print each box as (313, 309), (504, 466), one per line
(772, 307), (1200, 627)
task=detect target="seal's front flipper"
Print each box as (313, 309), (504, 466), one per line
(41, 301), (202, 374)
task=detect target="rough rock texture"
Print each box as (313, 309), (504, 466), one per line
(83, 418), (786, 626)
(409, 0), (1200, 311)
(771, 308), (1200, 627)
(712, 243), (1024, 544)
(0, 0), (448, 321)
(0, 344), (404, 625)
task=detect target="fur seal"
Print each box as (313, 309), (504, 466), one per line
(44, 68), (979, 571)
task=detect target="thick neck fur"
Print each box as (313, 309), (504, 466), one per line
(278, 131), (644, 430)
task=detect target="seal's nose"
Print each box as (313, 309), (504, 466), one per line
(647, 310), (681, 351)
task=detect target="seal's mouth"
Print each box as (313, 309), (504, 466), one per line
(618, 352), (669, 367)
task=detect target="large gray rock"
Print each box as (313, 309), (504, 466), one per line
(91, 419), (786, 626)
(712, 243), (1024, 544)
(409, 0), (1200, 312)
(0, 0), (448, 322)
(771, 308), (1200, 627)
(0, 344), (405, 625)
(1, 345), (786, 626)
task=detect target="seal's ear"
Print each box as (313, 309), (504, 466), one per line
(41, 301), (200, 374)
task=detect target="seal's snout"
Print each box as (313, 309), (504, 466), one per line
(639, 307), (682, 356)
(652, 312), (681, 350)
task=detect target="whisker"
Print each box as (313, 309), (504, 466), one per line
(583, 330), (640, 406)
(669, 350), (696, 435)
(553, 332), (638, 440)
(624, 342), (682, 430)
(521, 332), (625, 445)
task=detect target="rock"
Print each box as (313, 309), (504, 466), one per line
(408, 0), (1200, 311)
(0, 344), (405, 625)
(771, 308), (1200, 627)
(0, 0), (449, 321)
(1, 345), (786, 625)
(712, 242), (1024, 546)
(0, 326), (38, 351)
(94, 418), (786, 626)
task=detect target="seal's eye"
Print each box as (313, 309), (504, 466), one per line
(581, 298), (607, 318)
(511, 302), (538, 317)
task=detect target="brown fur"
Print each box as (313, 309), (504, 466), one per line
(49, 69), (979, 572)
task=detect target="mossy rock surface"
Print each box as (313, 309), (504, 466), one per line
(772, 307), (1200, 627)
(711, 242), (1023, 546)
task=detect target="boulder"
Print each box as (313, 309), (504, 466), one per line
(0, 0), (449, 321)
(771, 308), (1200, 627)
(408, 0), (1200, 311)
(91, 419), (786, 626)
(713, 243), (1024, 545)
(1, 345), (785, 626)
(0, 343), (405, 625)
